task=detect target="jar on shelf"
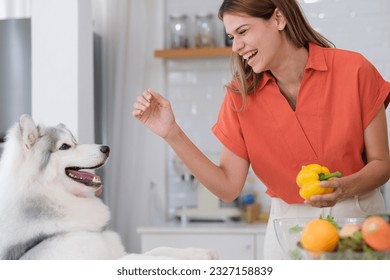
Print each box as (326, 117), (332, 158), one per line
(195, 13), (215, 48)
(169, 14), (189, 49)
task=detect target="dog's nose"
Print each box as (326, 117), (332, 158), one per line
(100, 145), (110, 156)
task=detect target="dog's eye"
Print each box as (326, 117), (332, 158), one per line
(59, 143), (71, 150)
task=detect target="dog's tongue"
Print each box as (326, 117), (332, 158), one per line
(68, 170), (102, 190)
(95, 186), (103, 196)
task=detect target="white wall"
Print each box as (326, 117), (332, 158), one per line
(31, 0), (94, 143)
(0, 0), (31, 19)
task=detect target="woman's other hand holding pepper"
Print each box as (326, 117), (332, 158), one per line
(305, 177), (347, 208)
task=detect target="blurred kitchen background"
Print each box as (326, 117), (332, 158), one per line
(0, 0), (389, 259)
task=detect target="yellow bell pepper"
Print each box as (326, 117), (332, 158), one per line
(296, 164), (342, 200)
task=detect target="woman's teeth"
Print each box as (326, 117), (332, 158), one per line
(243, 50), (258, 61)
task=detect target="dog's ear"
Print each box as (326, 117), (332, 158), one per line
(19, 114), (39, 150)
(37, 125), (45, 137)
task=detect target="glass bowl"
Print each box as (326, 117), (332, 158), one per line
(273, 217), (390, 260)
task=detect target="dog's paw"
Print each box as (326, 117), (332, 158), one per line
(185, 248), (218, 260)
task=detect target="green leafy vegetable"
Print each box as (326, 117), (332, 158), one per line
(319, 214), (341, 230)
(289, 224), (303, 234)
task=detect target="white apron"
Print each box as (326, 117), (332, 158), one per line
(263, 188), (385, 259)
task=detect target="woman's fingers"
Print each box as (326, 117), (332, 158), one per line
(132, 100), (146, 117)
(137, 95), (150, 108)
(143, 89), (153, 101)
(305, 181), (344, 208)
(132, 108), (143, 117)
(132, 90), (154, 117)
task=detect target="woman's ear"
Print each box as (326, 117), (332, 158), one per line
(274, 8), (287, 31)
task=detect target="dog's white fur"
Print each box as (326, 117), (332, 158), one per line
(0, 115), (217, 260)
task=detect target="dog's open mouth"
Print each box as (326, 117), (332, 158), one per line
(65, 166), (102, 188)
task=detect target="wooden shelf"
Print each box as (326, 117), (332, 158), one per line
(154, 47), (231, 59)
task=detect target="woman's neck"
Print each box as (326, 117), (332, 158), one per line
(270, 44), (309, 110)
(271, 44), (309, 86)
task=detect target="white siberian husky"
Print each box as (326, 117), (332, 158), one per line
(0, 115), (217, 260)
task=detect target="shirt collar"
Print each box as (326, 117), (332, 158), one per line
(258, 71), (273, 91)
(305, 42), (328, 72)
(257, 42), (328, 91)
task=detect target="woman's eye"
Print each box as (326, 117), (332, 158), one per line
(227, 35), (234, 41)
(59, 143), (71, 150)
(238, 29), (247, 35)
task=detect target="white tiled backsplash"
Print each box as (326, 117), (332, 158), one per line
(166, 58), (232, 218)
(165, 0), (390, 218)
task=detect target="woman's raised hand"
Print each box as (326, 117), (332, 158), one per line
(132, 89), (176, 139)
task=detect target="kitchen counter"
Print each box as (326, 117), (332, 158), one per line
(137, 221), (267, 259)
(138, 220), (267, 234)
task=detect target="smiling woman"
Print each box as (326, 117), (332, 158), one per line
(132, 0), (390, 260)
(218, 0), (334, 107)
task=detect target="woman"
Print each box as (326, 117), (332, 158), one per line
(133, 0), (390, 259)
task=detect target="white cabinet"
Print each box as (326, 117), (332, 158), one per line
(138, 222), (267, 260)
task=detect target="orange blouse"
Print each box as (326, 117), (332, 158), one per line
(212, 43), (390, 204)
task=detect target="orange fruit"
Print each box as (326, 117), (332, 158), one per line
(301, 219), (339, 252)
(362, 216), (390, 251)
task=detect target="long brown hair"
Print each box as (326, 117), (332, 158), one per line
(218, 0), (334, 107)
